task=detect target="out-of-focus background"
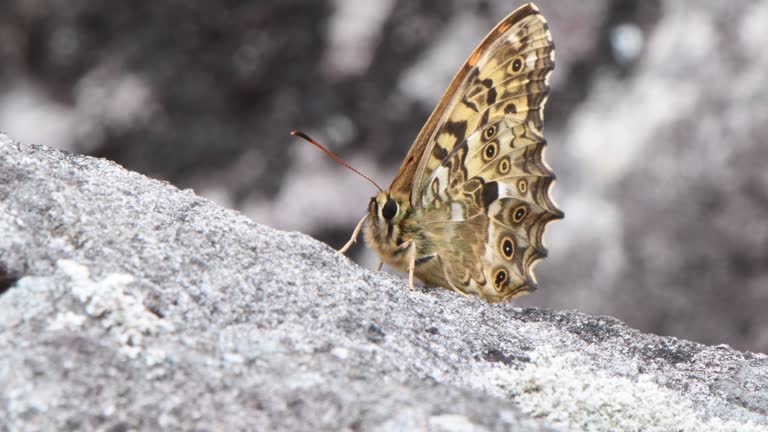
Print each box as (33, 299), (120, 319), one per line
(2, 0), (767, 353)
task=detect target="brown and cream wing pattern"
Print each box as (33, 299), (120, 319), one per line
(387, 3), (554, 207)
(420, 118), (563, 301)
(408, 3), (560, 301)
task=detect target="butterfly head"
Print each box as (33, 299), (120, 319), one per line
(365, 191), (410, 250)
(370, 191), (406, 223)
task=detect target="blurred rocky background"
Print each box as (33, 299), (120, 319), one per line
(1, 0), (766, 353)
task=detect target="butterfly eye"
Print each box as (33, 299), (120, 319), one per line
(500, 236), (515, 260)
(517, 179), (528, 194)
(493, 269), (509, 291)
(382, 198), (398, 220)
(511, 57), (524, 73)
(511, 205), (527, 223)
(483, 142), (498, 161)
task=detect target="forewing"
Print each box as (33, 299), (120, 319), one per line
(387, 3), (554, 208)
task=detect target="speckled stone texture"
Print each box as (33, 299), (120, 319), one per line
(1, 135), (767, 431)
(4, 0), (768, 354)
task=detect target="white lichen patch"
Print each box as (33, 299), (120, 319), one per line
(428, 414), (486, 432)
(464, 347), (766, 432)
(47, 311), (87, 331)
(57, 259), (173, 359)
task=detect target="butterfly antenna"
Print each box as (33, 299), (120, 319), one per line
(290, 130), (384, 193)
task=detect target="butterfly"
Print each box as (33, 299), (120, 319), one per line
(311, 3), (562, 303)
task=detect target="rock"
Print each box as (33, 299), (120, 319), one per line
(7, 0), (766, 353)
(1, 134), (767, 431)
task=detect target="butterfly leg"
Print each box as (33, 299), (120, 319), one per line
(406, 240), (416, 290)
(376, 261), (383, 272)
(338, 214), (368, 254)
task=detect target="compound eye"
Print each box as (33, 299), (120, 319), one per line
(382, 198), (398, 220)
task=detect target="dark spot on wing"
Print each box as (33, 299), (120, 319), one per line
(479, 110), (490, 128)
(462, 97), (479, 112)
(443, 120), (468, 147)
(486, 87), (497, 105)
(481, 181), (499, 209)
(432, 145), (448, 162)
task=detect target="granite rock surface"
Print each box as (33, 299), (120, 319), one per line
(1, 135), (767, 431)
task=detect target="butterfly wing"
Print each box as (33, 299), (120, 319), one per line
(421, 119), (562, 301)
(388, 3), (552, 205)
(402, 4), (561, 302)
